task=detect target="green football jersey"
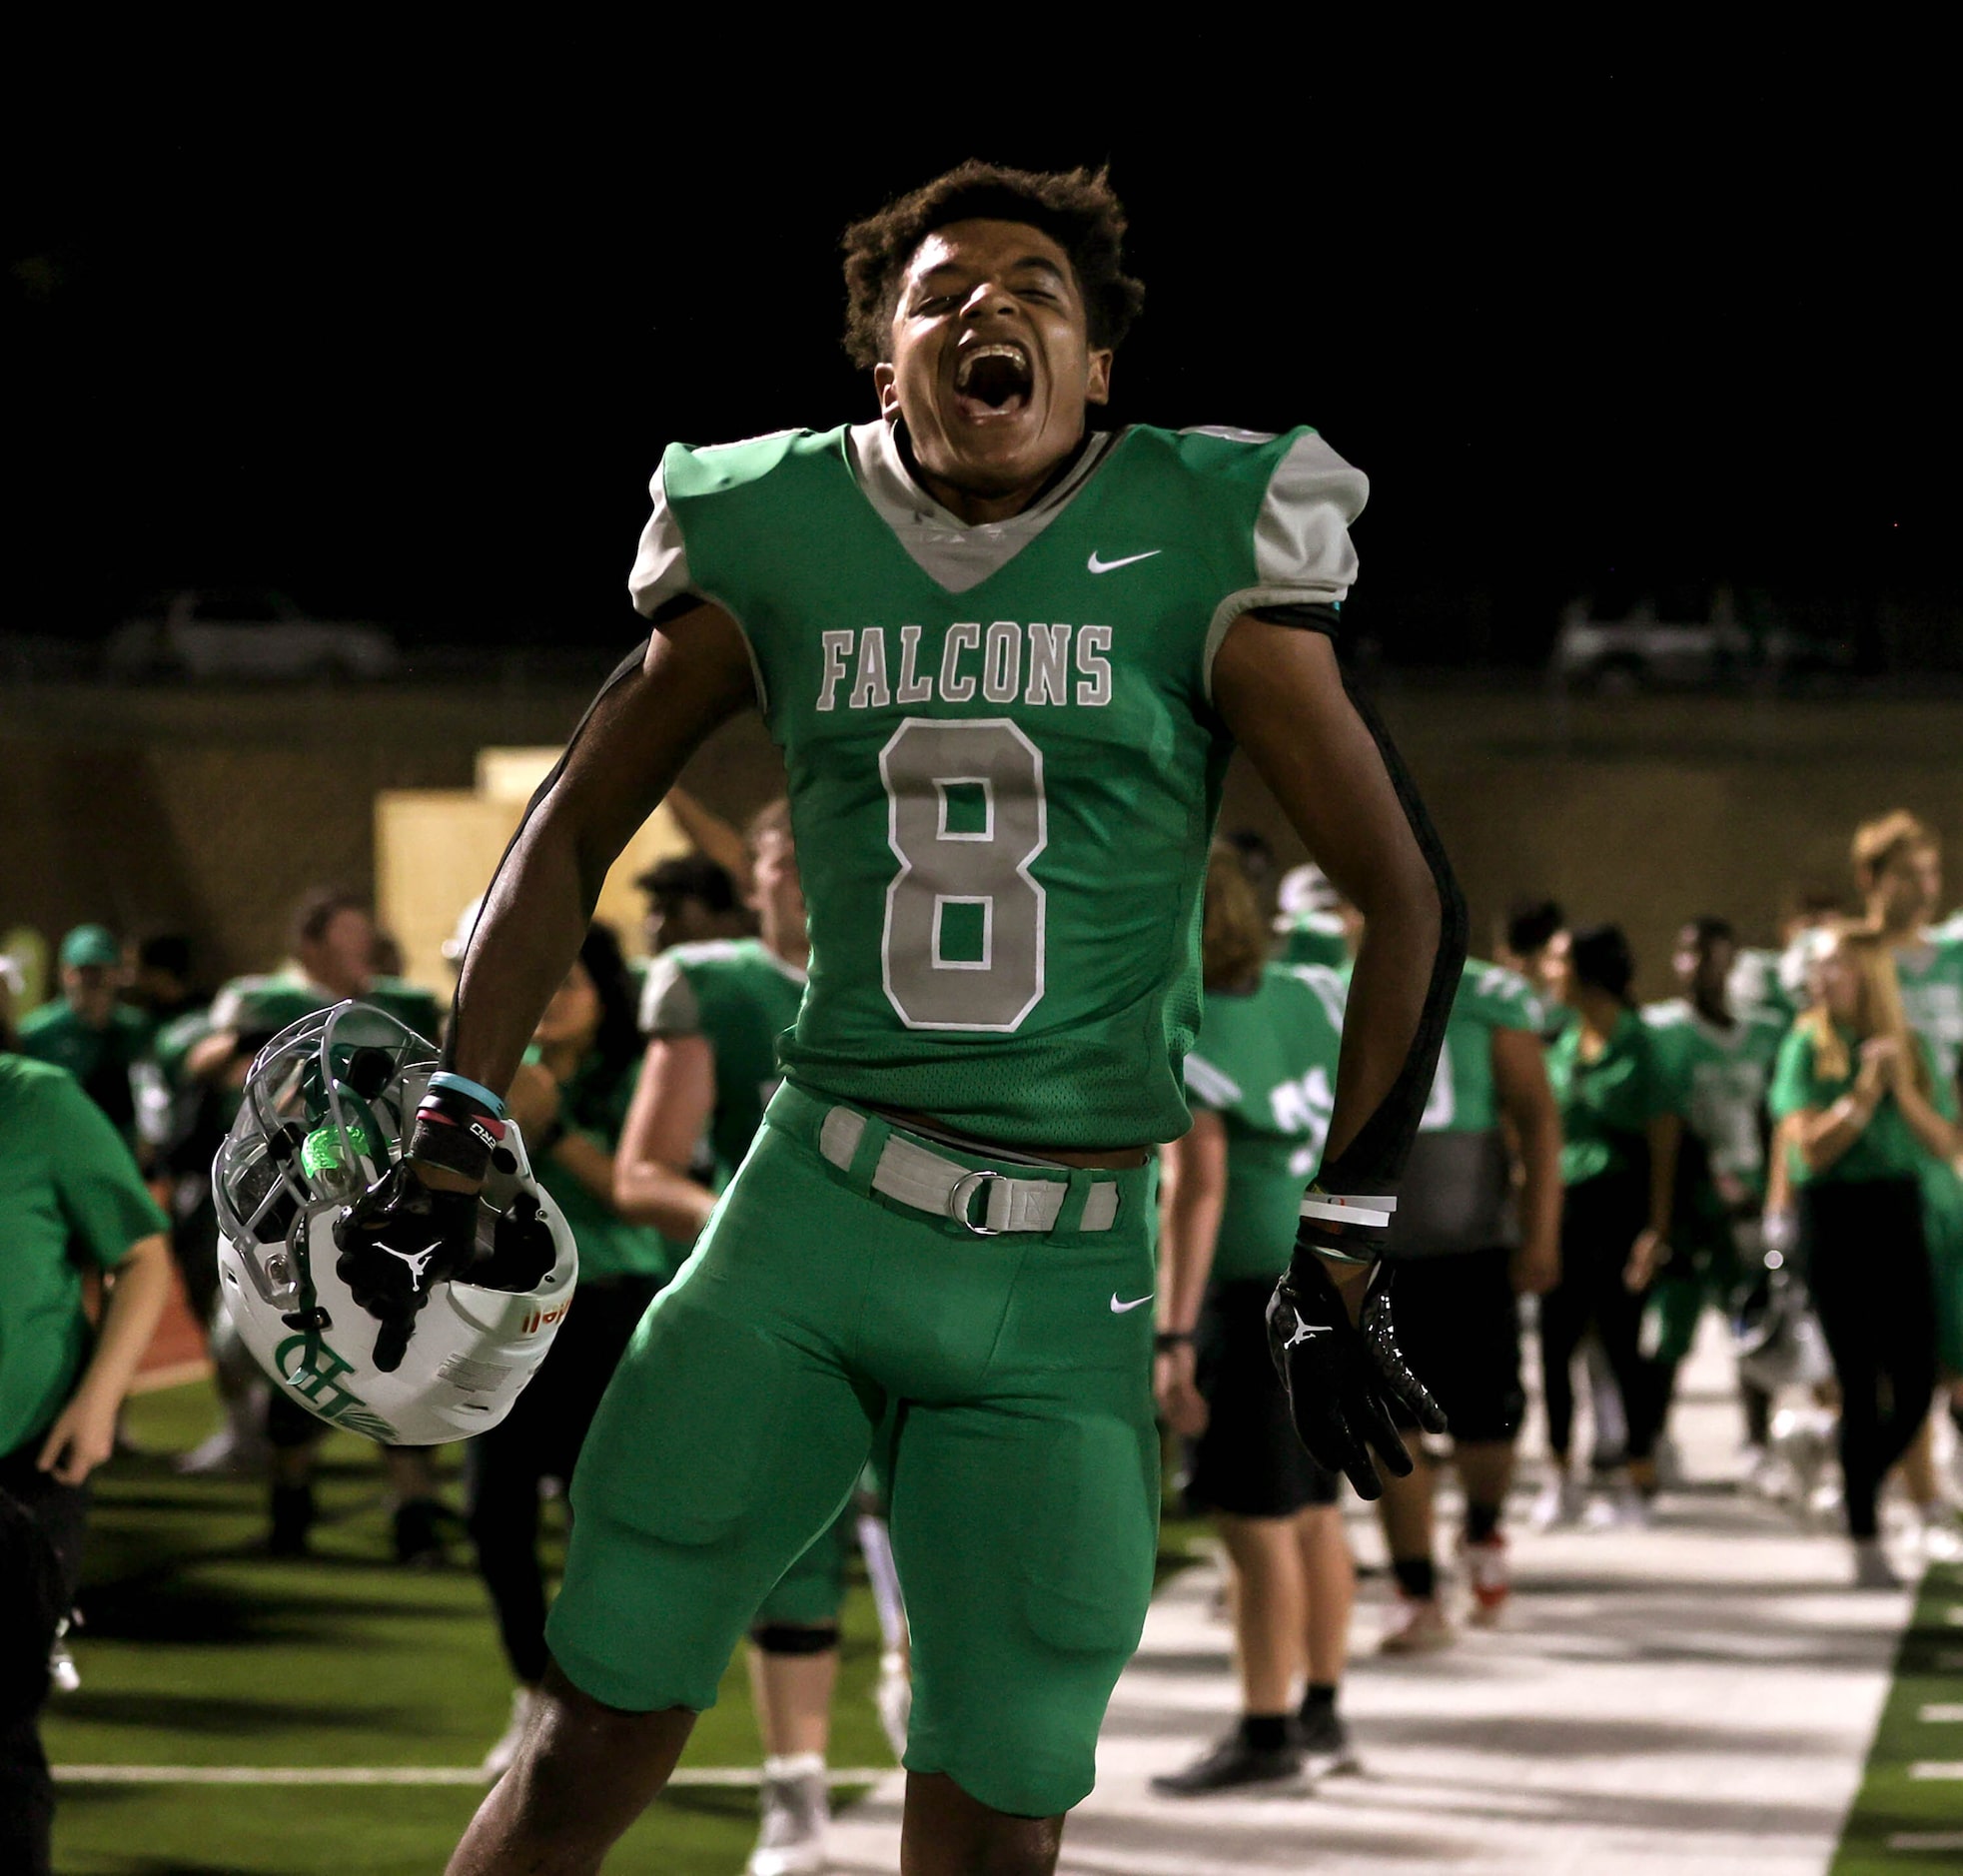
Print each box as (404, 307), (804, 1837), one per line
(638, 937), (808, 1179)
(14, 999), (151, 1144)
(1181, 962), (1347, 1281)
(209, 971), (444, 1048)
(1641, 999), (1785, 1203)
(1727, 946), (1800, 1033)
(637, 418), (1365, 1148)
(1394, 959), (1545, 1257)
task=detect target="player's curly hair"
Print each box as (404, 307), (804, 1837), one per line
(841, 161), (1146, 370)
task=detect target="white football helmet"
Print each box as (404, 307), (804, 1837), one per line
(213, 1001), (577, 1446)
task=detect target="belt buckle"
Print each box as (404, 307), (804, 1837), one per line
(947, 1169), (1005, 1236)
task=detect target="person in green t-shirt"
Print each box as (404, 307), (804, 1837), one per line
(1152, 845), (1357, 1797)
(1768, 923), (1960, 1584)
(1538, 925), (1681, 1527)
(468, 921), (671, 1777)
(1823, 811), (1963, 1538)
(1, 1052), (173, 1876)
(14, 925), (152, 1150)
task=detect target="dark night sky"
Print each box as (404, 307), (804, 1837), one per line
(10, 60), (1956, 666)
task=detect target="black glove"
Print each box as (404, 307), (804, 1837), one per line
(1267, 1254), (1448, 1499)
(333, 1163), (481, 1374)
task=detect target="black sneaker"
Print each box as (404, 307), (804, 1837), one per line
(1292, 1708), (1361, 1777)
(268, 1484), (315, 1558)
(392, 1497), (452, 1568)
(1150, 1733), (1304, 1796)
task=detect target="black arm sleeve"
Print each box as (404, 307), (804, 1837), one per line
(1312, 676), (1469, 1209)
(1247, 602), (1342, 638)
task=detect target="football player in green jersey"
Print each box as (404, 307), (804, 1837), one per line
(1151, 847), (1359, 1794)
(1272, 862), (1355, 971)
(1641, 919), (1787, 1468)
(1372, 951), (1561, 1648)
(337, 163), (1462, 1875)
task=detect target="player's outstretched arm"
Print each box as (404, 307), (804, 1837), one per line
(447, 605), (757, 1110)
(333, 605), (754, 1368)
(1213, 619), (1466, 1494)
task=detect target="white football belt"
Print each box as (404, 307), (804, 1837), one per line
(818, 1106), (1119, 1237)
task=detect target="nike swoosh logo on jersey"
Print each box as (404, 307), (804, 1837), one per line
(1110, 1292), (1155, 1314)
(1087, 549), (1163, 574)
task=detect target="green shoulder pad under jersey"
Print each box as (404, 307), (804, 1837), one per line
(1183, 962), (1347, 1282)
(660, 423), (1357, 1147)
(638, 938), (807, 1177)
(1391, 958), (1545, 1258)
(1894, 933), (1963, 1089)
(1641, 999), (1785, 1203)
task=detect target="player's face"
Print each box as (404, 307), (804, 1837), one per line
(876, 219), (1112, 512)
(302, 908), (376, 998)
(748, 828), (804, 945)
(1813, 941), (1861, 1022)
(534, 959), (601, 1049)
(63, 962), (118, 1024)
(1867, 845), (1941, 929)
(1673, 925), (1734, 1001)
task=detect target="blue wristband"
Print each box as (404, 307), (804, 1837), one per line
(428, 1071), (507, 1120)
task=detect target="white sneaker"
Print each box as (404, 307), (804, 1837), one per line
(1921, 1511), (1963, 1563)
(176, 1423), (268, 1477)
(1378, 1596), (1456, 1654)
(1530, 1475), (1587, 1530)
(49, 1617), (81, 1694)
(1585, 1481), (1651, 1530)
(875, 1647), (911, 1760)
(747, 1764), (829, 1876)
(482, 1686), (535, 1779)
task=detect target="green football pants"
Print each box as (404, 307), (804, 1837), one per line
(549, 1082), (1161, 1818)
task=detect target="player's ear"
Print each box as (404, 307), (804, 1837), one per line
(873, 362), (899, 415)
(1085, 348), (1113, 407)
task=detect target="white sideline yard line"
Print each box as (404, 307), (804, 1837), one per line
(1945, 1606), (1963, 1625)
(1907, 1761), (1963, 1779)
(55, 1765), (889, 1789)
(1921, 1703), (1963, 1721)
(1889, 1834), (1963, 1851)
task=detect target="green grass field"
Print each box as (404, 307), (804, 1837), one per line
(1830, 1556), (1963, 1874)
(47, 1381), (898, 1875)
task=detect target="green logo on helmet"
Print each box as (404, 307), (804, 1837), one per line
(273, 1333), (399, 1442)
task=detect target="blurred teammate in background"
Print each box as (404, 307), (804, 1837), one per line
(634, 852), (749, 959)
(1372, 948), (1561, 1648)
(1769, 924), (1959, 1584)
(1535, 925), (1680, 1528)
(1640, 919), (1786, 1473)
(616, 803), (906, 1876)
(175, 891), (449, 1556)
(1, 1043), (172, 1876)
(1151, 846), (1359, 1794)
(471, 923), (674, 1776)
(15, 925), (150, 1149)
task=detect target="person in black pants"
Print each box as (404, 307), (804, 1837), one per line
(1769, 923), (1960, 1586)
(467, 924), (675, 1775)
(1535, 925), (1681, 1528)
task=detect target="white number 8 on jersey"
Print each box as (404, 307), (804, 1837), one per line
(879, 717), (1048, 1031)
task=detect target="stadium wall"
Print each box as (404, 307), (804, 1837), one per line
(2, 681), (1957, 999)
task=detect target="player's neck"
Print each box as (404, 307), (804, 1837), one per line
(896, 422), (1090, 526)
(1693, 990), (1733, 1029)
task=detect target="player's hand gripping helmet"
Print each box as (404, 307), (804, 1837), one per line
(212, 1002), (577, 1445)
